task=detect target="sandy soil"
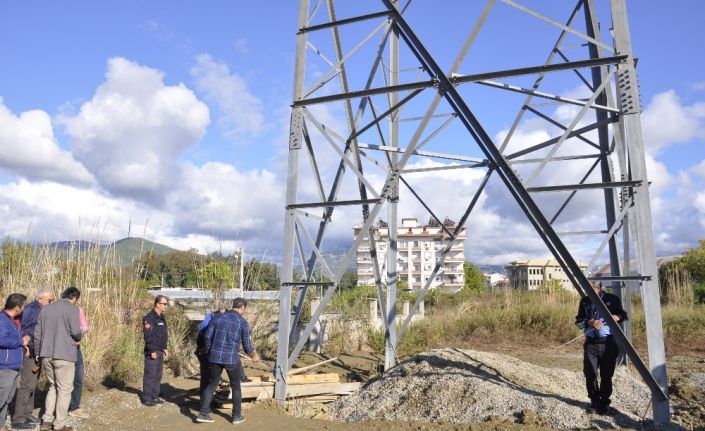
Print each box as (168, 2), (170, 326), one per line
(16, 348), (704, 431)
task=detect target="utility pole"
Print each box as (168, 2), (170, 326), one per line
(239, 248), (245, 291)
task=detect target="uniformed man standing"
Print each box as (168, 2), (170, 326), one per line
(141, 295), (169, 407)
(575, 282), (628, 415)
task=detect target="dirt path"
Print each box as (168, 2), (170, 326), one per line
(22, 349), (703, 431)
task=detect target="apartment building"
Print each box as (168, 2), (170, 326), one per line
(354, 217), (466, 290)
(505, 259), (588, 291)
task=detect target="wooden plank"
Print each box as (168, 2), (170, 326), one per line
(261, 373), (340, 384)
(288, 357), (338, 375)
(239, 381), (360, 400)
(286, 382), (360, 397)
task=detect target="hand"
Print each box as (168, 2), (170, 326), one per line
(22, 335), (30, 346)
(164, 350), (169, 360)
(250, 351), (261, 363)
(589, 319), (604, 330)
(150, 351), (157, 360)
(23, 346), (30, 358)
(611, 314), (621, 322)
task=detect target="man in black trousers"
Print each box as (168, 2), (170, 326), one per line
(141, 295), (169, 406)
(575, 282), (628, 414)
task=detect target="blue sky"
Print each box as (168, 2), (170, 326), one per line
(0, 1), (704, 265)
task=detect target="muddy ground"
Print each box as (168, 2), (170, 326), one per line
(15, 345), (705, 431)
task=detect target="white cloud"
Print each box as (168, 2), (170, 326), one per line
(0, 179), (149, 243)
(168, 162), (283, 246)
(641, 90), (705, 154)
(60, 57), (210, 201)
(191, 54), (265, 142)
(0, 99), (94, 185)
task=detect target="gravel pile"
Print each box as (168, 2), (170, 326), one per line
(688, 372), (705, 390)
(329, 348), (658, 429)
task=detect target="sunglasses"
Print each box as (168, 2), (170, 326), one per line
(158, 302), (168, 305)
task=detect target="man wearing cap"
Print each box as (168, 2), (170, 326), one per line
(575, 282), (628, 414)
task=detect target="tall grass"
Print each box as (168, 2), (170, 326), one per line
(363, 286), (705, 357)
(0, 238), (190, 388)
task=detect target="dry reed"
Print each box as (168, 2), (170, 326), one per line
(0, 237), (187, 388)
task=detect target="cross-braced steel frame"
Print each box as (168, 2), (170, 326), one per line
(276, 0), (670, 423)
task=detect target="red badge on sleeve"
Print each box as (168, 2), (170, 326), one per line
(144, 322), (151, 330)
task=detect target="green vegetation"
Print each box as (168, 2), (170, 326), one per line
(658, 240), (705, 305)
(0, 238), (208, 388)
(363, 285), (705, 358)
(463, 261), (484, 292)
(133, 249), (280, 290)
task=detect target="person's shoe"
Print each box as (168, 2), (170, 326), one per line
(69, 408), (90, 419)
(232, 416), (246, 425)
(196, 413), (215, 423)
(597, 399), (612, 415)
(11, 421), (37, 430)
(40, 422), (53, 431)
(156, 397), (166, 404)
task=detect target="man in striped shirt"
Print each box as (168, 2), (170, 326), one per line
(196, 298), (260, 425)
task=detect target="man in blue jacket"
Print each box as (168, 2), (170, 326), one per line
(0, 293), (31, 430)
(196, 298), (259, 425)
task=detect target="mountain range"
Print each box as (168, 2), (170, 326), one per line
(48, 237), (180, 266)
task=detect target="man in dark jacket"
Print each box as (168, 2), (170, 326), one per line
(196, 308), (224, 397)
(12, 289), (55, 429)
(575, 282), (628, 414)
(0, 293), (30, 430)
(142, 295), (169, 406)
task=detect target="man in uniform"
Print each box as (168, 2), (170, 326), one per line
(575, 282), (628, 414)
(197, 297), (259, 425)
(141, 295), (169, 407)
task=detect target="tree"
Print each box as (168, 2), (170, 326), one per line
(133, 250), (202, 288)
(463, 261), (484, 292)
(679, 241), (705, 303)
(198, 261), (235, 309)
(682, 240), (705, 283)
(243, 260), (280, 290)
(339, 271), (358, 290)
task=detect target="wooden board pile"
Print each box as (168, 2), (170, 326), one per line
(207, 357), (360, 406)
(233, 373), (360, 402)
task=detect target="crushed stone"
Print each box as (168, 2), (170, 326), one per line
(328, 348), (668, 429)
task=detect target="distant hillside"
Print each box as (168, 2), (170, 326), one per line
(110, 237), (180, 265)
(47, 237), (180, 266)
(48, 240), (97, 252)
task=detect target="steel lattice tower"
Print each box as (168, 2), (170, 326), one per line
(275, 0), (670, 423)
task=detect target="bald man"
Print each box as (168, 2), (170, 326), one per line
(11, 290), (55, 430)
